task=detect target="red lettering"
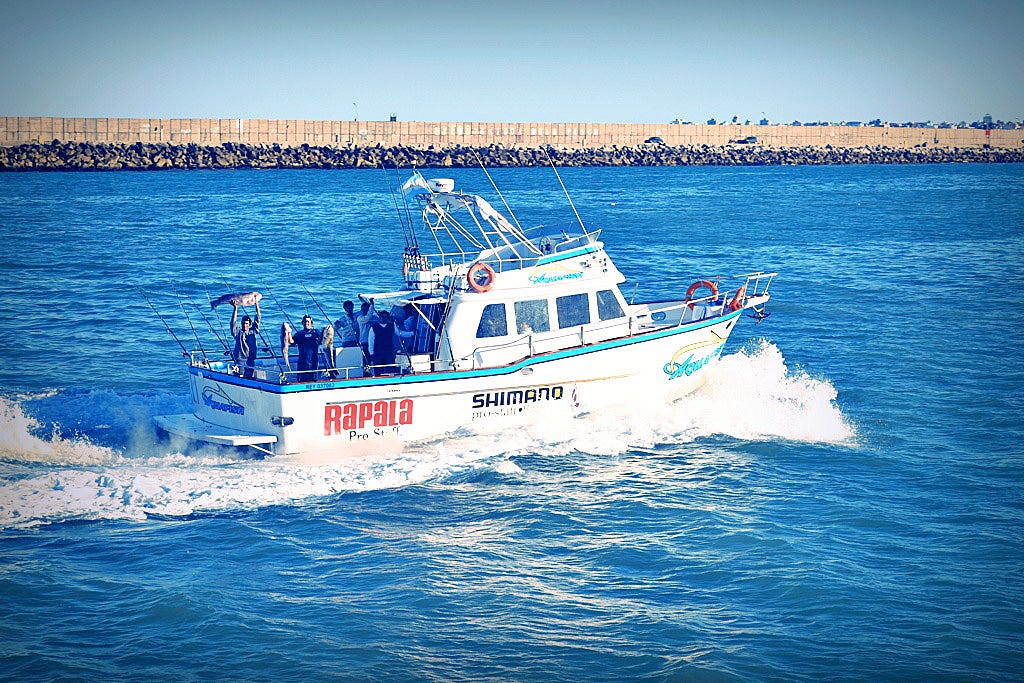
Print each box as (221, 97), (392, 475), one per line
(398, 398), (413, 425)
(328, 399), (415, 436)
(371, 400), (386, 427)
(324, 404), (342, 436)
(342, 404), (357, 430)
(358, 402), (374, 428)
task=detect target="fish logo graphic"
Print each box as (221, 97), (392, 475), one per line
(202, 385), (246, 415)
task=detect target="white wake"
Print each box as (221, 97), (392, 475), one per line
(0, 342), (852, 528)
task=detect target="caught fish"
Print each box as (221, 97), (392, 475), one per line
(211, 291), (262, 310)
(280, 322), (292, 370)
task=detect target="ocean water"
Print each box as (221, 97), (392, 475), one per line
(1, 164), (1022, 681)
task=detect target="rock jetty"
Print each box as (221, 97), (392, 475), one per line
(2, 140), (1021, 171)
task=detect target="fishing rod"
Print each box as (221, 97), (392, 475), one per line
(264, 286), (298, 373)
(302, 285), (341, 378)
(190, 294), (231, 355)
(173, 288), (208, 362)
(205, 286), (233, 349)
(381, 163), (414, 248)
(302, 284), (336, 328)
(398, 167), (420, 249)
(183, 291), (229, 354)
(137, 286), (190, 357)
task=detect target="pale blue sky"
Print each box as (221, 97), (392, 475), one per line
(1, 0), (1021, 124)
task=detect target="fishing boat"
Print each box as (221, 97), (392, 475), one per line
(155, 172), (775, 456)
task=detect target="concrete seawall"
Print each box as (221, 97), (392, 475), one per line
(2, 116), (1022, 149)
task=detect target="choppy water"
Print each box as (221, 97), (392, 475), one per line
(1, 165), (1022, 681)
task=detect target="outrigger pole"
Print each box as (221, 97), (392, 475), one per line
(544, 147), (587, 234)
(137, 286), (190, 357)
(473, 150), (525, 232)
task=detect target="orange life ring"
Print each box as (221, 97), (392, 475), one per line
(684, 280), (719, 308)
(467, 262), (496, 293)
(729, 285), (747, 311)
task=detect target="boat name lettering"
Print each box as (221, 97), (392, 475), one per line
(324, 399), (414, 435)
(472, 385), (564, 408)
(201, 387), (245, 415)
(663, 346), (724, 380)
(528, 266), (583, 285)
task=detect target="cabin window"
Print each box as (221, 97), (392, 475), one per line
(597, 289), (625, 321)
(476, 303), (508, 338)
(556, 293), (591, 329)
(514, 299), (550, 334)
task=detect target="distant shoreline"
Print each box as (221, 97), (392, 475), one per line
(2, 141), (1022, 171)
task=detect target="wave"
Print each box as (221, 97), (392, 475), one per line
(0, 342), (852, 528)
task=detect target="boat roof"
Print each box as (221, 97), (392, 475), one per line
(358, 290), (446, 307)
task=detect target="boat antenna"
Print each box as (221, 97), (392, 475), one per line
(544, 147), (587, 233)
(473, 150), (524, 232)
(174, 289), (208, 362)
(136, 286), (189, 357)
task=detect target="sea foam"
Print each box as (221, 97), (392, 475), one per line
(0, 342), (851, 528)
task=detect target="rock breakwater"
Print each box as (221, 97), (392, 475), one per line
(2, 141), (1022, 171)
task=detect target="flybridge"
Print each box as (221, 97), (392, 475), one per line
(398, 171), (600, 283)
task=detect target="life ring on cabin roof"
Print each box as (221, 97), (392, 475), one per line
(729, 285), (748, 311)
(684, 280), (719, 308)
(467, 262), (496, 293)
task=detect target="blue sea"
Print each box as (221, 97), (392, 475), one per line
(1, 164), (1022, 681)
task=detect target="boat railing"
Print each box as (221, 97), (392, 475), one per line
(190, 351), (451, 383)
(632, 271), (777, 329)
(411, 223), (599, 275)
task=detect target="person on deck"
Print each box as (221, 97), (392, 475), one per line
(230, 300), (261, 379)
(289, 314), (323, 382)
(395, 304), (416, 354)
(368, 310), (397, 375)
(333, 300), (360, 348)
(355, 300), (378, 364)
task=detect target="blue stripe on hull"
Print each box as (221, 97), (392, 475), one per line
(191, 309), (743, 393)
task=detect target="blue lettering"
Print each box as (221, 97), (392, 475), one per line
(663, 346), (724, 380)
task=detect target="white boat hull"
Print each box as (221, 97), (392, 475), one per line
(158, 310), (742, 457)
